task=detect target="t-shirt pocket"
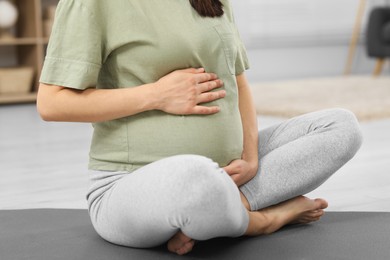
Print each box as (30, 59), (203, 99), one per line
(213, 23), (238, 75)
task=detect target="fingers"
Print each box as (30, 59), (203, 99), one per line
(223, 160), (243, 175)
(223, 160), (249, 186)
(223, 164), (236, 175)
(162, 68), (225, 115)
(190, 105), (220, 115)
(176, 68), (219, 84)
(195, 71), (219, 84)
(230, 174), (240, 184)
(183, 69), (225, 102)
(190, 75), (225, 115)
(179, 67), (217, 82)
(197, 89), (226, 105)
(179, 68), (217, 82)
(197, 78), (224, 92)
(179, 67), (205, 74)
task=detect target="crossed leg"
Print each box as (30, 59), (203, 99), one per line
(168, 193), (328, 255)
(168, 109), (362, 255)
(89, 109), (362, 256)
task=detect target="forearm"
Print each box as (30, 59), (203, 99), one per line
(37, 83), (157, 123)
(37, 68), (224, 123)
(236, 74), (259, 167)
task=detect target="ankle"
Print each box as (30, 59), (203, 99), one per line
(245, 211), (274, 236)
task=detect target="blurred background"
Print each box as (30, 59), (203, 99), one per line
(232, 0), (390, 81)
(0, 0), (389, 211)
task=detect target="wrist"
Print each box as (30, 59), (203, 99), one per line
(242, 155), (258, 175)
(142, 82), (162, 111)
(248, 160), (258, 176)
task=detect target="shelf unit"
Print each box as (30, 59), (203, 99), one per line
(0, 0), (58, 104)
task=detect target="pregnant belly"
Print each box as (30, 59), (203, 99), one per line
(126, 110), (243, 167)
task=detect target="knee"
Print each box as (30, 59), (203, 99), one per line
(169, 156), (247, 237)
(162, 155), (248, 237)
(170, 154), (235, 201)
(165, 154), (221, 183)
(330, 108), (363, 159)
(173, 155), (225, 188)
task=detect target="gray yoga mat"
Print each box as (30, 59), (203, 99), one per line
(1, 209), (389, 260)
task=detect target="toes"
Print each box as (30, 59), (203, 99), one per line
(167, 231), (195, 255)
(314, 198), (328, 209)
(307, 209), (324, 218)
(176, 240), (195, 255)
(295, 208), (325, 224)
(303, 210), (324, 223)
(167, 232), (185, 252)
(299, 215), (321, 224)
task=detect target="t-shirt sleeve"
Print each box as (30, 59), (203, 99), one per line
(39, 0), (104, 90)
(234, 33), (250, 76)
(225, 0), (250, 75)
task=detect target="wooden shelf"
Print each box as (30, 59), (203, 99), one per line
(41, 38), (50, 44)
(0, 93), (37, 104)
(0, 38), (40, 46)
(0, 0), (58, 104)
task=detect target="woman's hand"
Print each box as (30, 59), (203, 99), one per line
(37, 67), (224, 122)
(223, 159), (258, 187)
(153, 68), (226, 115)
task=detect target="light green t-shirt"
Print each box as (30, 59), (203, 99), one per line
(40, 0), (250, 172)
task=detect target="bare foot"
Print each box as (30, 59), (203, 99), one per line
(245, 196), (328, 236)
(167, 195), (327, 254)
(167, 231), (195, 255)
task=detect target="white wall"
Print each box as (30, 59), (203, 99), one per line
(233, 0), (385, 47)
(231, 0), (390, 82)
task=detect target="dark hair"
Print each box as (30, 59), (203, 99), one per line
(189, 0), (224, 17)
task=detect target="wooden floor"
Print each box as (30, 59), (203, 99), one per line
(1, 104), (389, 211)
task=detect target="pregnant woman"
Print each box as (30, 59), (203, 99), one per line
(37, 0), (362, 255)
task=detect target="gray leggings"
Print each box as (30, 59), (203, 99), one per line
(87, 108), (362, 248)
